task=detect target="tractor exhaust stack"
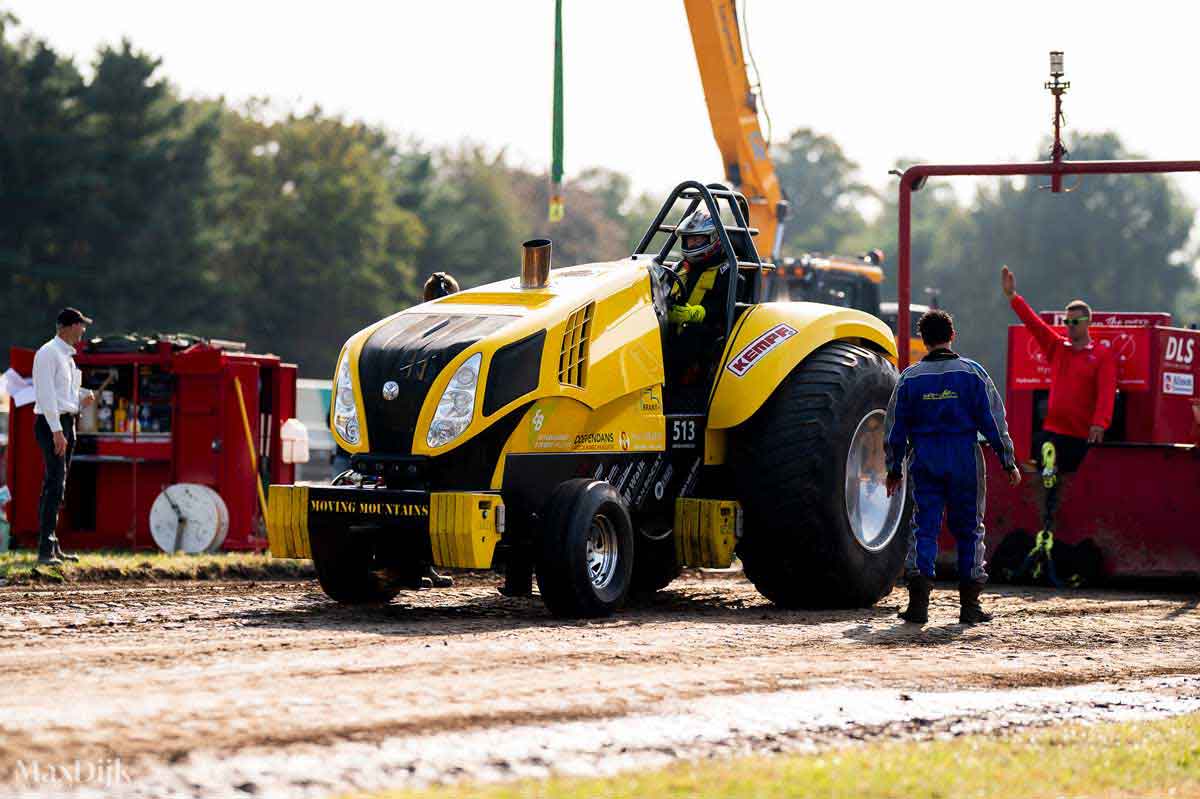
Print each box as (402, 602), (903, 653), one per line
(521, 238), (552, 289)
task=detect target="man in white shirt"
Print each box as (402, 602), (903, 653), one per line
(32, 307), (96, 565)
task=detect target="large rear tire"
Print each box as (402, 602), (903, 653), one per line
(310, 529), (402, 605)
(732, 341), (910, 608)
(536, 479), (635, 618)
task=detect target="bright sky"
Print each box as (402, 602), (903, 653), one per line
(9, 0), (1200, 223)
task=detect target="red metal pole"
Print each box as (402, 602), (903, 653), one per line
(1051, 92), (1065, 193)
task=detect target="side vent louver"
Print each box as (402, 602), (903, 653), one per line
(558, 303), (594, 388)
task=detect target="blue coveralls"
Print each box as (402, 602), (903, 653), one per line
(884, 350), (1015, 581)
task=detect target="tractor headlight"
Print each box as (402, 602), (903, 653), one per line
(332, 350), (360, 445)
(427, 353), (481, 448)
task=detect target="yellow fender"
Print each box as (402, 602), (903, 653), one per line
(707, 302), (897, 430)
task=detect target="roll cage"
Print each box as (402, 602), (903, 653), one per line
(634, 180), (768, 344)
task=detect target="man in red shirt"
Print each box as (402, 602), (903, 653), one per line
(1001, 266), (1117, 573)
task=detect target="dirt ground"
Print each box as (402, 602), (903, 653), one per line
(1, 573), (1197, 797)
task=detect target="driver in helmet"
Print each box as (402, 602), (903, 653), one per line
(668, 208), (734, 329)
(665, 208), (742, 402)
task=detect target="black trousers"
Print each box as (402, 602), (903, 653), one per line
(34, 414), (75, 554)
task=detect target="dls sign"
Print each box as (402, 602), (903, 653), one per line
(1164, 335), (1195, 366)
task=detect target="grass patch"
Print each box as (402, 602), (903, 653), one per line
(0, 549), (313, 585)
(360, 712), (1200, 799)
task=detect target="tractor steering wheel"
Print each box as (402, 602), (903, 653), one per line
(658, 263), (687, 303)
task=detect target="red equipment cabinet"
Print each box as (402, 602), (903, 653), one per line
(3, 340), (296, 551)
(978, 314), (1200, 579)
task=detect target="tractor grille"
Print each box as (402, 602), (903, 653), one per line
(358, 313), (513, 453)
(558, 303), (594, 388)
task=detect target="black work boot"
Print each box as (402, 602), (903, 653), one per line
(958, 581), (993, 625)
(899, 575), (931, 624)
(424, 565), (453, 588)
(37, 535), (62, 566)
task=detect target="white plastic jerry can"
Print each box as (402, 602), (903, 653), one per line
(280, 418), (311, 464)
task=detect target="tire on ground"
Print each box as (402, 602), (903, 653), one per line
(310, 528), (402, 604)
(732, 340), (910, 608)
(630, 528), (682, 595)
(535, 479), (635, 618)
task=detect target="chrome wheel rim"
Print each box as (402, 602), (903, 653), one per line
(586, 513), (620, 590)
(844, 409), (905, 552)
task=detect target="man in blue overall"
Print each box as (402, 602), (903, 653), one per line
(884, 310), (1021, 625)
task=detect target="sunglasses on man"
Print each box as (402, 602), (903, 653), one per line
(1064, 317), (1090, 327)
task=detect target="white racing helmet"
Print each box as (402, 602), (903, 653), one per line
(677, 208), (725, 265)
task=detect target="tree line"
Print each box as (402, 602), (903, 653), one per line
(2, 14), (1195, 379)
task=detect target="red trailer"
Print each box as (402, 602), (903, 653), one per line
(894, 54), (1200, 581)
(3, 337), (297, 552)
(979, 315), (1200, 579)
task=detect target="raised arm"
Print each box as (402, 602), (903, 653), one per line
(1002, 265), (1063, 356)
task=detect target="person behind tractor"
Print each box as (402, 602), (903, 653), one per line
(408, 271), (461, 589)
(423, 272), (460, 302)
(884, 309), (1021, 625)
(1001, 266), (1116, 585)
(666, 208), (742, 408)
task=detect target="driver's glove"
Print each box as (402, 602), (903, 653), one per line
(668, 303), (705, 325)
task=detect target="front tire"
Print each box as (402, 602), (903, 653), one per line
(732, 341), (910, 608)
(536, 479), (635, 618)
(310, 529), (402, 605)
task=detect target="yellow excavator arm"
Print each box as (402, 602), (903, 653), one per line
(683, 0), (788, 261)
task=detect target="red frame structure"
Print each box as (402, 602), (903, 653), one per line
(896, 159), (1200, 369)
(894, 159), (1200, 579)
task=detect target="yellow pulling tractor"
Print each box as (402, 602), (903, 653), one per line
(268, 182), (911, 617)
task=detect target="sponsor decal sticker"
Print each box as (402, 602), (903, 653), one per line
(639, 386), (662, 413)
(654, 463), (675, 502)
(624, 459), (648, 504)
(630, 430), (665, 451)
(574, 431), (616, 449)
(636, 455), (664, 508)
(1165, 336), (1196, 366)
(1163, 371), (1194, 397)
(310, 499), (429, 517)
(680, 456), (702, 498)
(615, 462), (634, 491)
(726, 325), (798, 377)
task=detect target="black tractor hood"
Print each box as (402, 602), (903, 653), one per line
(358, 313), (513, 454)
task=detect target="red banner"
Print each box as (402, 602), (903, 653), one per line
(1009, 326), (1151, 391)
(1037, 310), (1172, 328)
